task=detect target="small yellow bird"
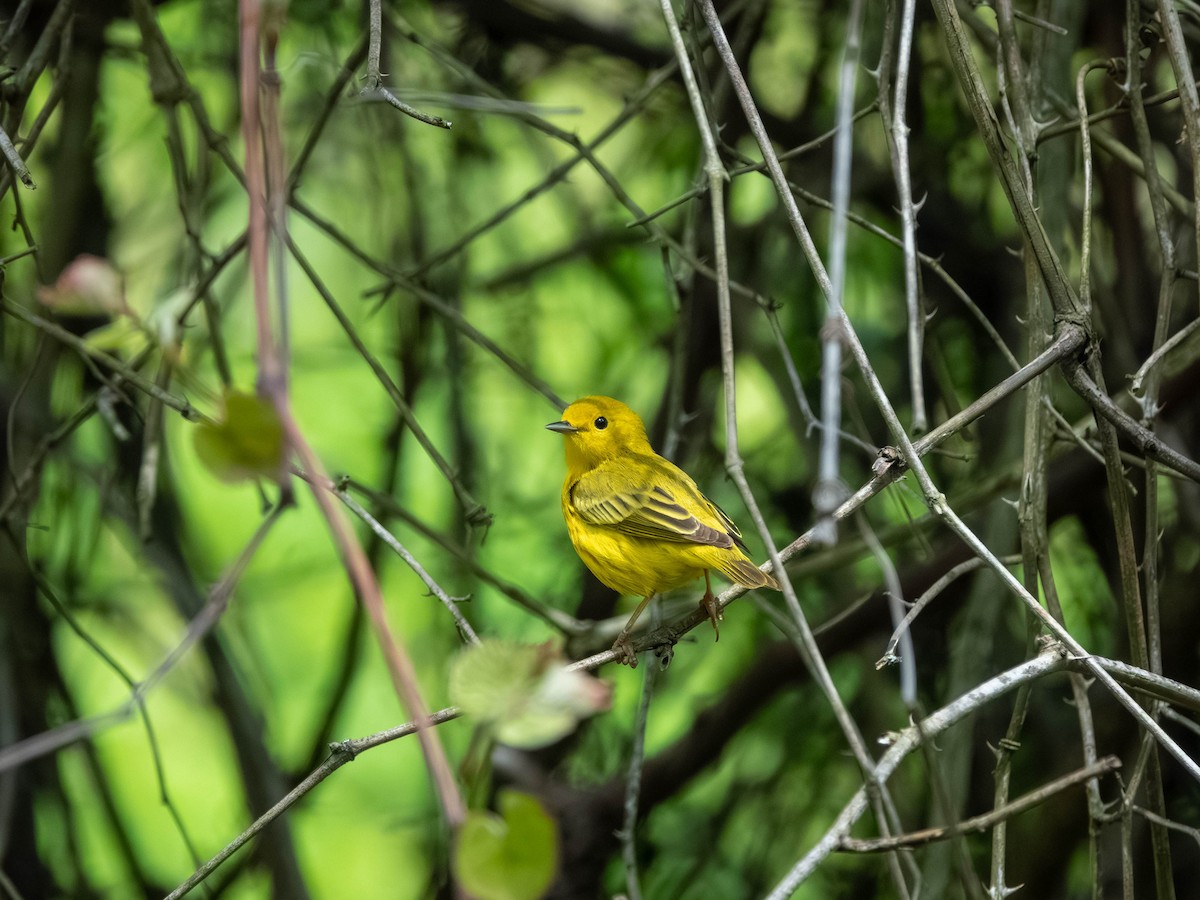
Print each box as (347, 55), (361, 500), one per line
(547, 396), (779, 666)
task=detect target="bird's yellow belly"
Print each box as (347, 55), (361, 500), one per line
(565, 514), (706, 597)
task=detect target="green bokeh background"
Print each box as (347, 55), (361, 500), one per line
(3, 1), (1197, 898)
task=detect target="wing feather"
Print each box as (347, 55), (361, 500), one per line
(570, 463), (735, 548)
(707, 497), (749, 551)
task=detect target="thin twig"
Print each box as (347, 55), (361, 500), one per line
(881, 0), (925, 432)
(0, 125), (35, 189)
(839, 756), (1121, 852)
(877, 556), (1019, 669)
(700, 0), (1200, 793)
(765, 647), (1070, 897)
(284, 235), (492, 525)
(1130, 318), (1200, 396)
(0, 508), (282, 773)
(345, 479), (585, 634)
(5, 532), (207, 871)
(688, 5), (912, 896)
(163, 706), (464, 900)
(333, 484), (480, 644)
(1061, 363), (1200, 484)
(1154, 0), (1200, 305)
(0, 300), (204, 421)
(626, 105), (878, 229)
(811, 0), (865, 544)
(238, 0), (464, 828)
(358, 0), (450, 128)
(238, 0), (283, 404)
(290, 197), (566, 409)
(856, 512), (915, 705)
(928, 0), (1082, 322)
(618, 651), (658, 900)
(1079, 44), (1176, 898)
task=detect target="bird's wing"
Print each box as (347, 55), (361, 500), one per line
(570, 463), (735, 548)
(707, 497), (749, 551)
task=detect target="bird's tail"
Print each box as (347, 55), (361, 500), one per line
(720, 555), (781, 591)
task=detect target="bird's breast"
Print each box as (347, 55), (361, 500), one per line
(561, 492), (706, 596)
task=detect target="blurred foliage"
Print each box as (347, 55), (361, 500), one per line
(455, 790), (558, 900)
(449, 640), (610, 748)
(193, 391), (286, 483)
(2, 1), (1200, 899)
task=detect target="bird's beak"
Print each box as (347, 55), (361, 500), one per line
(546, 420), (580, 434)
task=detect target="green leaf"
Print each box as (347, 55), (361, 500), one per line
(448, 640), (610, 749)
(455, 790), (558, 900)
(193, 391), (286, 484)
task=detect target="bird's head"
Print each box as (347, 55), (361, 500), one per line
(546, 396), (652, 470)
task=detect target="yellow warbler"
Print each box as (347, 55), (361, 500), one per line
(547, 396), (779, 666)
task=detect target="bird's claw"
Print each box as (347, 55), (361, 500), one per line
(612, 634), (639, 668)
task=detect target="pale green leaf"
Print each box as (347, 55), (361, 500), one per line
(455, 790), (557, 900)
(193, 391), (286, 484)
(448, 640), (610, 749)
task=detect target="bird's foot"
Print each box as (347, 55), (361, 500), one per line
(611, 633), (639, 668)
(700, 589), (722, 641)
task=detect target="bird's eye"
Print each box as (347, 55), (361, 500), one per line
(594, 416), (608, 430)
